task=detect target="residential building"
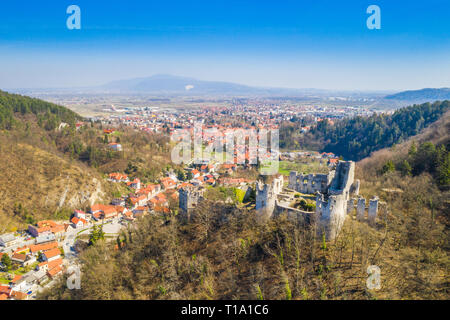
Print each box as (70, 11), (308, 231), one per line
(0, 233), (16, 247)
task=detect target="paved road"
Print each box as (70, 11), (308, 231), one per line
(62, 219), (125, 259)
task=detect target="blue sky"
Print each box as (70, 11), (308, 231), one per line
(0, 0), (449, 90)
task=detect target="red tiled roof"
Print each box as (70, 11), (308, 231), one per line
(30, 241), (58, 253)
(109, 173), (128, 180)
(30, 220), (65, 235)
(11, 275), (22, 283)
(126, 178), (140, 186)
(177, 182), (194, 189)
(115, 206), (126, 213)
(13, 246), (30, 255)
(11, 253), (27, 262)
(102, 206), (117, 215)
(160, 177), (176, 188)
(10, 291), (28, 300)
(71, 217), (87, 225)
(48, 258), (63, 270)
(47, 265), (62, 277)
(0, 286), (11, 295)
(43, 248), (61, 259)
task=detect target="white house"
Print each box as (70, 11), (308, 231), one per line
(71, 217), (87, 228)
(0, 233), (17, 247)
(10, 276), (33, 293)
(127, 178), (141, 189)
(35, 233), (56, 245)
(73, 210), (87, 220)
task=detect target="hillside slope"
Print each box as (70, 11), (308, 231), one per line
(0, 141), (115, 232)
(385, 88), (450, 102)
(0, 91), (118, 232)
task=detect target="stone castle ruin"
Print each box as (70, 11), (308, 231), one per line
(255, 175), (284, 218)
(256, 161), (380, 240)
(178, 160), (380, 240)
(288, 171), (335, 194)
(179, 187), (205, 221)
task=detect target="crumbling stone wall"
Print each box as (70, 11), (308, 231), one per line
(259, 161), (379, 241)
(288, 171), (334, 194)
(255, 175), (283, 219)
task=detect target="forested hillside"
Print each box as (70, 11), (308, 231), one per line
(384, 88), (450, 101)
(358, 108), (450, 191)
(0, 90), (172, 231)
(280, 101), (449, 161)
(0, 90), (80, 130)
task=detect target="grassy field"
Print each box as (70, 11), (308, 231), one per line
(0, 274), (9, 284)
(278, 160), (328, 176)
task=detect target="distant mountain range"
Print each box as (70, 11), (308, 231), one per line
(97, 74), (391, 99)
(384, 88), (450, 102)
(99, 74), (319, 97)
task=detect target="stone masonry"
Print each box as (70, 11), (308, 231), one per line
(258, 161), (377, 241)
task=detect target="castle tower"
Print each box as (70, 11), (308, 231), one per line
(179, 187), (204, 221)
(273, 174), (284, 194)
(255, 181), (276, 219)
(318, 194), (346, 240)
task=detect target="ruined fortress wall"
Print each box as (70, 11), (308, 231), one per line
(262, 161), (377, 241)
(288, 171), (298, 190)
(274, 202), (314, 225)
(288, 171), (334, 194)
(328, 161), (355, 196)
(350, 179), (360, 196)
(368, 196), (379, 224)
(273, 175), (284, 194)
(356, 197), (366, 221)
(317, 194), (347, 240)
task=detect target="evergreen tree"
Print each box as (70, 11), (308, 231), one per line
(398, 160), (412, 176)
(382, 160), (395, 174)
